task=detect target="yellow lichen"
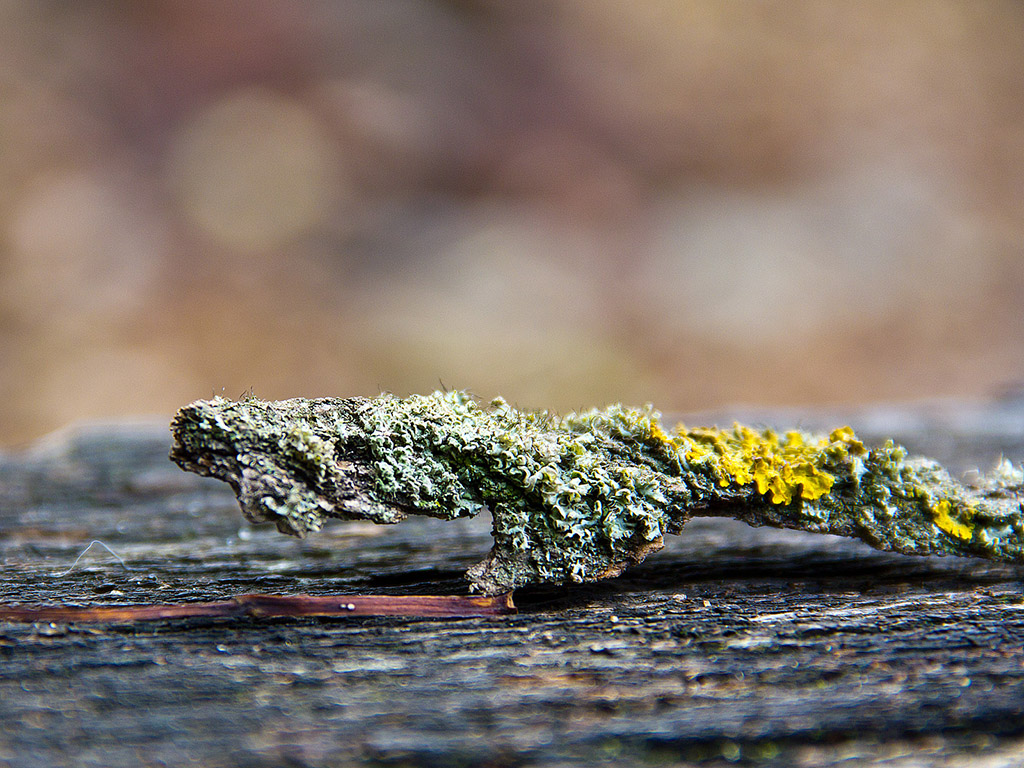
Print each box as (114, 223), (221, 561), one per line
(932, 499), (974, 541)
(670, 423), (860, 505)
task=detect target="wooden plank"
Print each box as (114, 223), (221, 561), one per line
(1, 399), (1023, 766)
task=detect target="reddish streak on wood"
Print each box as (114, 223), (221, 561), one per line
(0, 592), (517, 623)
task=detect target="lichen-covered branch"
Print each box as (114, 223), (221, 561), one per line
(170, 391), (1024, 594)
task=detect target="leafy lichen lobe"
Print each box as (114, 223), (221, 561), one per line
(673, 423), (865, 504)
(931, 499), (974, 541)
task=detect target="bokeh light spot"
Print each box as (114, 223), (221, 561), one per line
(167, 89), (342, 251)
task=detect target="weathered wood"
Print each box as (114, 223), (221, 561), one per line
(2, 399), (1024, 767)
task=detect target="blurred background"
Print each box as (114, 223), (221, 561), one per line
(2, 0), (1024, 446)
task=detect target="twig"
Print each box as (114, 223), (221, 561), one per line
(170, 390), (1024, 593)
(0, 592), (516, 623)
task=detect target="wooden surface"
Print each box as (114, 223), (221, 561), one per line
(2, 399), (1024, 767)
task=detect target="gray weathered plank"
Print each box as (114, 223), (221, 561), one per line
(1, 399), (1023, 767)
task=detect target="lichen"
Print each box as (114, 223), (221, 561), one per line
(170, 390), (1024, 593)
(930, 499), (975, 541)
(352, 393), (680, 587)
(670, 423), (865, 504)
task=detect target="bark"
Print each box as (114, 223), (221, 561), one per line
(170, 393), (1024, 593)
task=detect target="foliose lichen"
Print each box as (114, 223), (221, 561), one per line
(170, 390), (1024, 593)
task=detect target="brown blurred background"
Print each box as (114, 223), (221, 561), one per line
(1, 0), (1023, 446)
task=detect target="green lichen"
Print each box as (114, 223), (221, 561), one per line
(170, 390), (1024, 593)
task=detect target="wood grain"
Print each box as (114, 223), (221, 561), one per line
(2, 399), (1024, 767)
